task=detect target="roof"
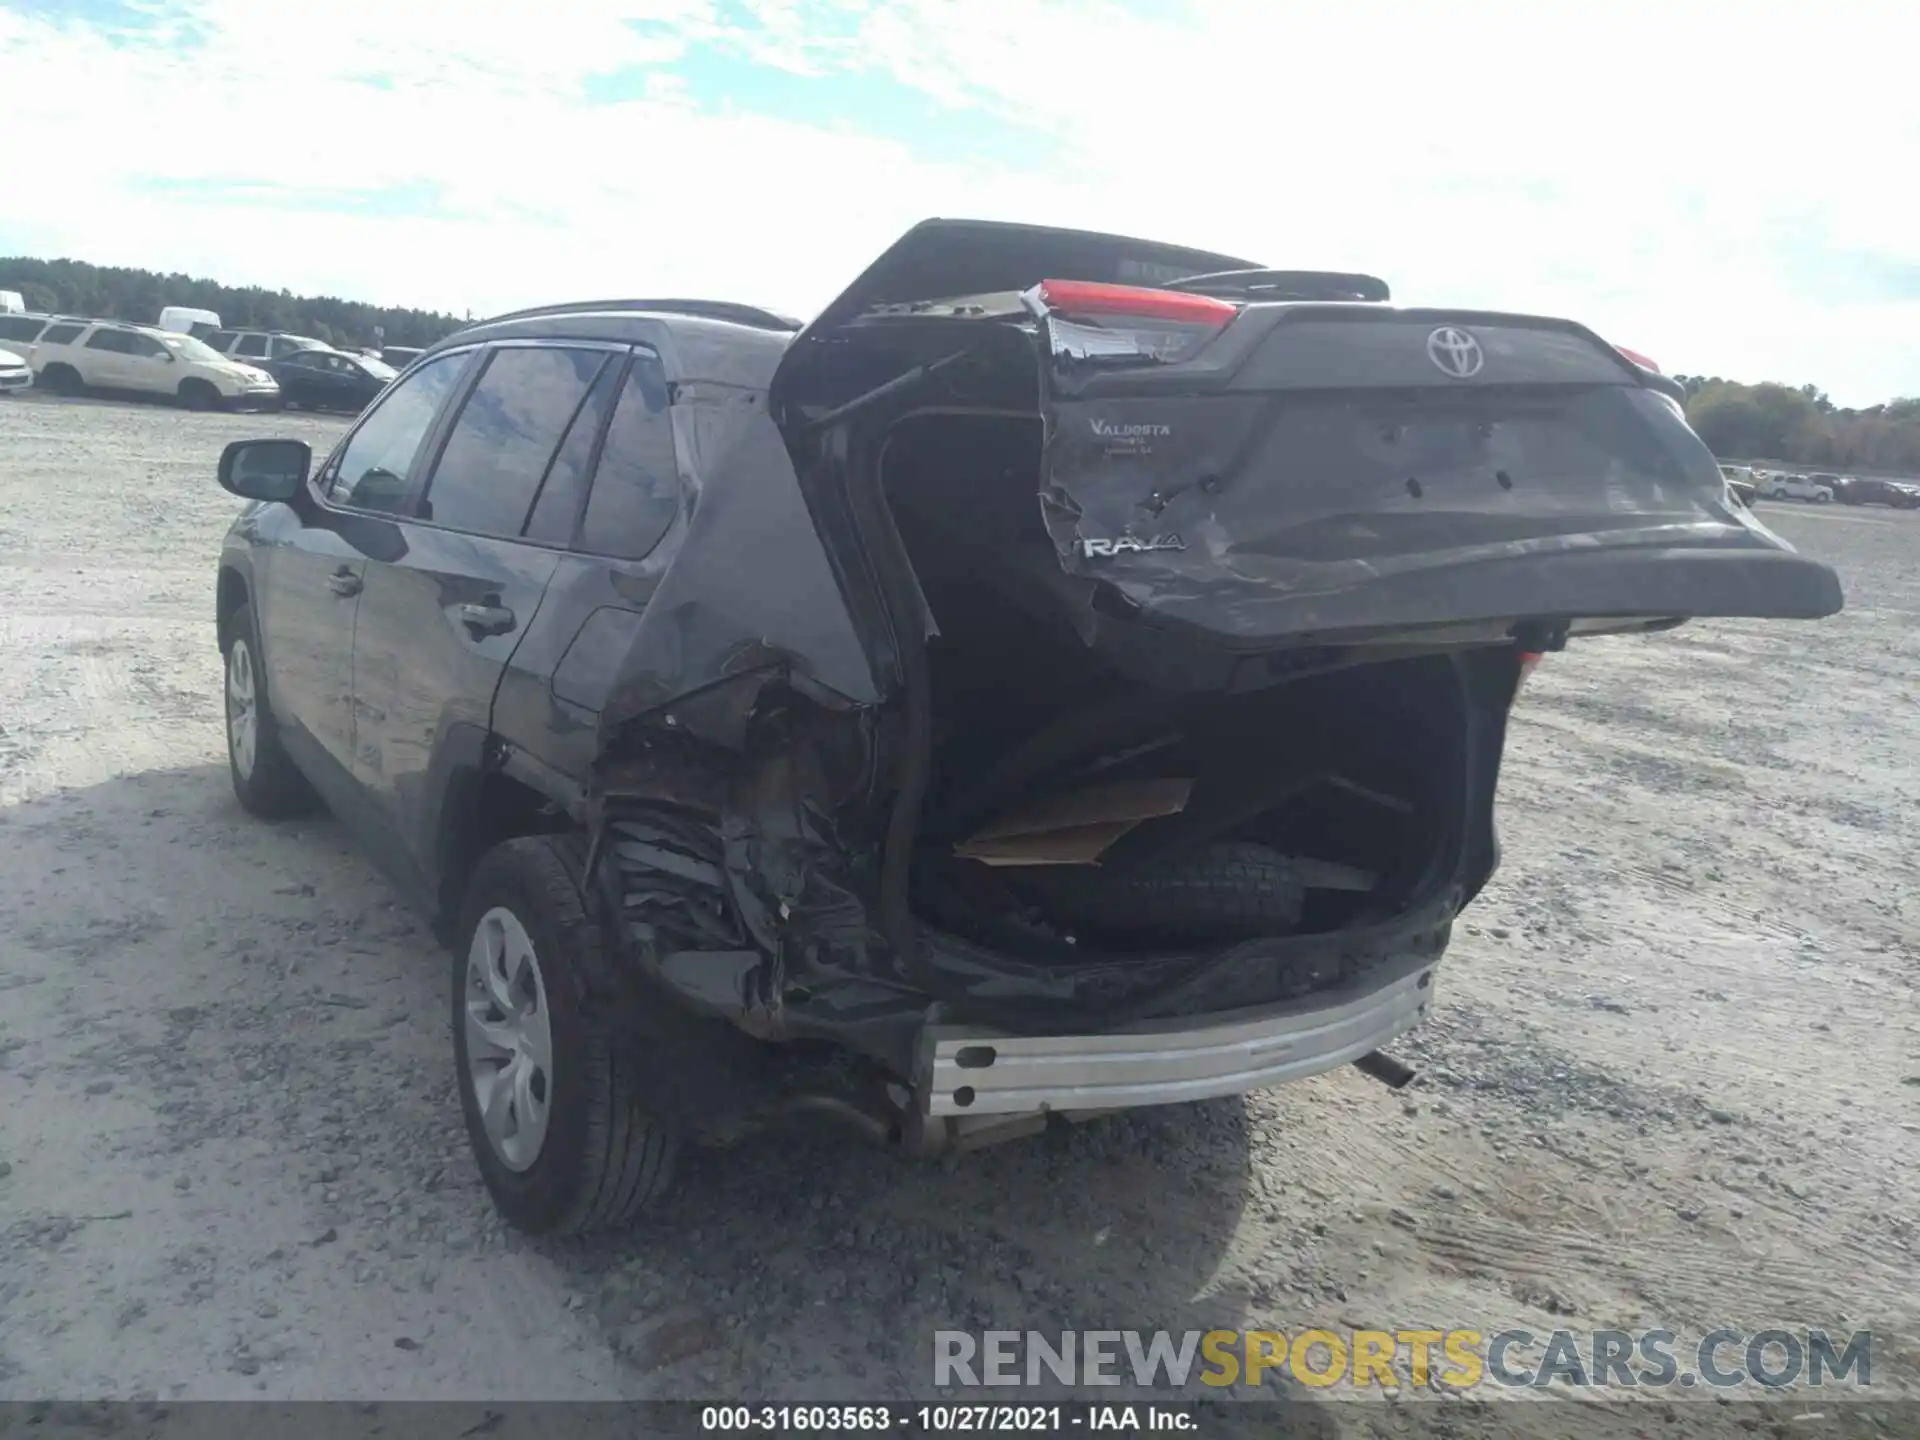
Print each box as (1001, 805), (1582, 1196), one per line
(425, 300), (797, 388)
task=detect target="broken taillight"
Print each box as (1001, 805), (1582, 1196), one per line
(1025, 278), (1238, 367)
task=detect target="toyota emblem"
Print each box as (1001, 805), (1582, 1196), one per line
(1426, 326), (1485, 379)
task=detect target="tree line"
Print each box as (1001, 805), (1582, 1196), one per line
(0, 256), (468, 351)
(5, 254), (1916, 472)
(1674, 376), (1920, 475)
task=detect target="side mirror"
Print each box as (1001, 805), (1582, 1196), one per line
(218, 439), (311, 502)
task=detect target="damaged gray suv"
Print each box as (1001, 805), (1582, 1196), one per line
(213, 219), (1842, 1235)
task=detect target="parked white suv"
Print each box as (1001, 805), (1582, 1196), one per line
(208, 329), (328, 365)
(29, 321), (281, 410)
(1757, 471), (1833, 503)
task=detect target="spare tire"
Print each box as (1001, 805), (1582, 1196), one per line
(1013, 841), (1307, 947)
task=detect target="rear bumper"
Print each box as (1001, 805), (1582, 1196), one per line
(914, 950), (1435, 1119)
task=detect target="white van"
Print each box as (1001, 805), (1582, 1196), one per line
(157, 305), (222, 340)
(0, 291), (25, 315)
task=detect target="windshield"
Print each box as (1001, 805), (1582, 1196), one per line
(358, 356), (398, 380)
(160, 333), (227, 363)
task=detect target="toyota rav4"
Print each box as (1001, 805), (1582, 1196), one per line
(212, 219), (1843, 1235)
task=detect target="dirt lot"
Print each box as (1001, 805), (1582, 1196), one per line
(1, 393), (1915, 1431)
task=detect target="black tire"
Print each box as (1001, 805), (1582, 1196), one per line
(453, 836), (678, 1236)
(178, 378), (220, 411)
(1015, 841), (1308, 946)
(40, 363), (84, 396)
(223, 601), (317, 818)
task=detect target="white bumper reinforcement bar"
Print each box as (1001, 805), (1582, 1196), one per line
(918, 961), (1436, 1118)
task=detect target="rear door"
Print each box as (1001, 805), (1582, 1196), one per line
(348, 339), (623, 891)
(79, 328), (136, 387)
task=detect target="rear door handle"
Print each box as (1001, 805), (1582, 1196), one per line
(327, 568), (362, 597)
(458, 602), (517, 638)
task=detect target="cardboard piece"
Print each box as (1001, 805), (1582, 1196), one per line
(954, 778), (1193, 867)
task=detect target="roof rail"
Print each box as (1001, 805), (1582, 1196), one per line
(469, 298), (803, 332)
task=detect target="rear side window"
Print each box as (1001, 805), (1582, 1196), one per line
(523, 361), (622, 545)
(419, 346), (608, 539)
(577, 353), (679, 560)
(39, 323), (85, 346)
(85, 329), (134, 353)
(0, 315), (45, 343)
(209, 330), (236, 350)
(331, 350), (469, 513)
(234, 334), (269, 358)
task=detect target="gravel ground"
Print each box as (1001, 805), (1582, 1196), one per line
(1, 393), (1915, 1432)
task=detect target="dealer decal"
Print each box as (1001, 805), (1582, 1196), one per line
(1089, 416), (1172, 457)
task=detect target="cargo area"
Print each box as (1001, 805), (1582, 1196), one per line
(879, 410), (1475, 960)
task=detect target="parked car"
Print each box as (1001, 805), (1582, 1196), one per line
(264, 347), (397, 413)
(0, 343), (32, 394)
(210, 218), (1843, 1237)
(1758, 471), (1833, 503)
(31, 320), (281, 410)
(1836, 476), (1920, 509)
(208, 329), (329, 366)
(0, 311), (60, 349)
(158, 306), (223, 340)
(1718, 464), (1758, 507)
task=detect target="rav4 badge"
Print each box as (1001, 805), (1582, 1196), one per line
(1075, 535), (1187, 559)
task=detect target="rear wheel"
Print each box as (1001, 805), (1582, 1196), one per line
(453, 836), (679, 1236)
(223, 602), (316, 818)
(40, 363), (84, 396)
(178, 378), (221, 411)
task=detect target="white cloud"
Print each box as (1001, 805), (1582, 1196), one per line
(2, 0), (1915, 404)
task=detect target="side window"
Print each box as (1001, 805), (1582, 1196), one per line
(84, 330), (131, 353)
(236, 334), (269, 358)
(577, 353), (679, 560)
(128, 333), (169, 360)
(0, 316), (44, 343)
(523, 362), (622, 544)
(331, 351), (469, 514)
(39, 323), (84, 346)
(418, 346), (607, 540)
(209, 330), (236, 350)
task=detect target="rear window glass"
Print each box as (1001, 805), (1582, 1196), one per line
(577, 354), (679, 560)
(39, 323), (84, 345)
(420, 346), (608, 540)
(523, 361), (621, 545)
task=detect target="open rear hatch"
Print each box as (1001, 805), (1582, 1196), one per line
(771, 219), (1842, 661)
(587, 221), (1844, 1050)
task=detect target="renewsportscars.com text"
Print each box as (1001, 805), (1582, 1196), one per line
(933, 1328), (1874, 1391)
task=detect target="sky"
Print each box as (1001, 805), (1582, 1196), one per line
(3, 0), (1916, 407)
